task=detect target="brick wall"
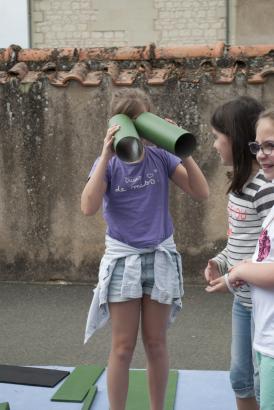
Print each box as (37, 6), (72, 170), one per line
(154, 0), (226, 45)
(31, 0), (226, 48)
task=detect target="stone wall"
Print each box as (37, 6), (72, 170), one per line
(154, 0), (225, 45)
(31, 0), (226, 48)
(1, 43), (274, 283)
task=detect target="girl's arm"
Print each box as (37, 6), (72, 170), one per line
(81, 125), (119, 216)
(212, 247), (229, 276)
(81, 157), (108, 216)
(171, 156), (209, 200)
(229, 261), (274, 288)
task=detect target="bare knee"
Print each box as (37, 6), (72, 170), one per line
(111, 340), (136, 364)
(143, 336), (167, 359)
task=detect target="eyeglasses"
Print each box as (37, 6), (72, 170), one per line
(248, 141), (274, 155)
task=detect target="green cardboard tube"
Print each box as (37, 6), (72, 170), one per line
(134, 112), (196, 158)
(109, 114), (143, 163)
(0, 403), (10, 410)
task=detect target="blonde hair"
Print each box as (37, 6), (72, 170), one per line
(256, 107), (274, 127)
(109, 88), (154, 119)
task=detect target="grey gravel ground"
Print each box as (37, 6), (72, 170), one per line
(0, 282), (233, 370)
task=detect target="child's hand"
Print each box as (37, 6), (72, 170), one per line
(228, 266), (246, 287)
(102, 125), (120, 161)
(204, 259), (220, 282)
(205, 276), (229, 293)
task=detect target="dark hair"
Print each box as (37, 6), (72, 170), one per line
(109, 88), (153, 119)
(211, 96), (264, 194)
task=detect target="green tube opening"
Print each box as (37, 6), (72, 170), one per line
(109, 114), (143, 163)
(115, 137), (143, 163)
(175, 133), (197, 158)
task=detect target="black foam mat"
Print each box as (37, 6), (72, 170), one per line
(0, 365), (70, 387)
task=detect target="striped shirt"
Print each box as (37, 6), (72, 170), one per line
(213, 170), (274, 308)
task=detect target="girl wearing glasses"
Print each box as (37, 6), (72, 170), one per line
(204, 97), (274, 410)
(227, 108), (274, 410)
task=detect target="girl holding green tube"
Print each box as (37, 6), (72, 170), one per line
(81, 88), (209, 410)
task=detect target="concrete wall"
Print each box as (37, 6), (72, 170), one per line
(31, 0), (226, 47)
(1, 44), (274, 283)
(231, 0), (274, 45)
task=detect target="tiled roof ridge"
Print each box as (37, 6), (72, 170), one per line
(1, 42), (274, 63)
(1, 42), (274, 86)
(1, 42), (223, 62)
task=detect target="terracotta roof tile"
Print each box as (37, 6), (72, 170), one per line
(21, 71), (41, 83)
(0, 45), (20, 63)
(41, 62), (57, 72)
(104, 62), (120, 80)
(49, 67), (103, 87)
(0, 72), (8, 84)
(1, 42), (274, 87)
(215, 67), (235, 84)
(227, 45), (274, 58)
(147, 68), (170, 85)
(49, 72), (68, 87)
(113, 69), (138, 85)
(18, 48), (54, 62)
(0, 47), (12, 62)
(8, 62), (28, 80)
(0, 61), (39, 84)
(248, 66), (274, 84)
(138, 61), (152, 74)
(199, 59), (215, 70)
(78, 45), (151, 61)
(155, 42), (224, 59)
(82, 71), (103, 86)
(215, 61), (248, 84)
(61, 62), (88, 84)
(18, 48), (78, 62)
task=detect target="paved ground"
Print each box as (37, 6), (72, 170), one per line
(0, 282), (233, 370)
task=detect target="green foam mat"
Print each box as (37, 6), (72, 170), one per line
(51, 365), (104, 403)
(165, 371), (179, 409)
(126, 370), (178, 410)
(0, 403), (10, 410)
(81, 386), (97, 410)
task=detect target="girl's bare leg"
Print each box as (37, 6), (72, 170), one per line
(236, 397), (259, 410)
(141, 295), (171, 410)
(107, 299), (141, 410)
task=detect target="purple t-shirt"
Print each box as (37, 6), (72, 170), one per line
(89, 146), (181, 248)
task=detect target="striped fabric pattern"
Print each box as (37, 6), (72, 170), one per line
(213, 170), (274, 308)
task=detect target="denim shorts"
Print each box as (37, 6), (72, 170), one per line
(256, 352), (274, 410)
(230, 297), (260, 401)
(108, 251), (179, 303)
